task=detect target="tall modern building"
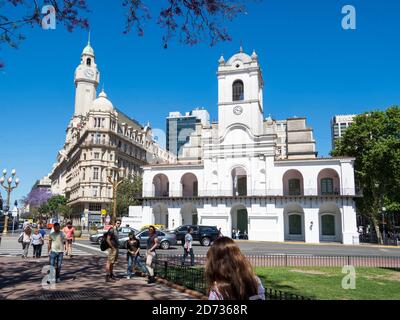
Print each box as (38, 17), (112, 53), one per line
(331, 114), (356, 149)
(49, 39), (175, 226)
(166, 108), (210, 157)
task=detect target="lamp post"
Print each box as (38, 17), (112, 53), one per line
(0, 169), (20, 235)
(382, 206), (387, 244)
(107, 167), (124, 220)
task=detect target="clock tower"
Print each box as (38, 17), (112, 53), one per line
(74, 36), (100, 116)
(217, 47), (264, 137)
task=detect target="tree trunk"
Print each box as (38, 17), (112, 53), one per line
(371, 215), (383, 245)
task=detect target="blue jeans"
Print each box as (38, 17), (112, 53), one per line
(127, 254), (148, 276)
(49, 251), (63, 279)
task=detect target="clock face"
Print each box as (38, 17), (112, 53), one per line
(233, 105), (243, 115)
(84, 69), (95, 78)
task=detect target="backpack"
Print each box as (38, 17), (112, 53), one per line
(100, 230), (111, 251)
(17, 233), (24, 244)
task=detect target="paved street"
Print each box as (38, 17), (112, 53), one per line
(75, 238), (400, 257)
(0, 255), (198, 300)
(0, 235), (92, 257)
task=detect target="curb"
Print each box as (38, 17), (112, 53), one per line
(155, 277), (208, 300)
(234, 240), (400, 249)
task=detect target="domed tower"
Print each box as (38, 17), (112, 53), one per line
(74, 34), (100, 116)
(217, 47), (264, 136)
(90, 89), (114, 112)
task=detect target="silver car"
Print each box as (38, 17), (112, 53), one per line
(90, 227), (138, 245)
(119, 229), (177, 250)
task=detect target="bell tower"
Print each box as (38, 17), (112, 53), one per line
(74, 33), (100, 116)
(217, 47), (264, 136)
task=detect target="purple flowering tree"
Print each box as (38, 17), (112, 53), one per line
(23, 188), (53, 209)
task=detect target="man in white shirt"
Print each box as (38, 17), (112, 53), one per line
(48, 222), (66, 283)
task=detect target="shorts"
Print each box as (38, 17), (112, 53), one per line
(108, 247), (118, 264)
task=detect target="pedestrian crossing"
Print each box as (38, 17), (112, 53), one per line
(0, 237), (92, 257)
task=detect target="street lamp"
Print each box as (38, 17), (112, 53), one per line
(382, 206), (387, 244)
(1, 169), (20, 235)
(107, 167), (124, 220)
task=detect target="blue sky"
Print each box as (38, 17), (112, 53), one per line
(1, 0), (400, 204)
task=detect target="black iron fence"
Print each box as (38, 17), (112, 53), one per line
(153, 257), (311, 300)
(264, 288), (311, 300)
(359, 233), (400, 246)
(157, 253), (400, 268)
(154, 258), (207, 295)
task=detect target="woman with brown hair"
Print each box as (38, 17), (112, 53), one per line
(145, 225), (159, 284)
(205, 236), (265, 300)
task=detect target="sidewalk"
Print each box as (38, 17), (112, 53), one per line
(0, 256), (198, 300)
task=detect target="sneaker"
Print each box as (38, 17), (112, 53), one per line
(147, 276), (156, 284)
(105, 275), (115, 283)
(126, 275), (131, 280)
(56, 278), (61, 283)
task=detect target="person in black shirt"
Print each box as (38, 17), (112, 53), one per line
(126, 232), (147, 279)
(105, 218), (121, 282)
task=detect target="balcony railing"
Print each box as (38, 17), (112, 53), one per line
(143, 188), (362, 198)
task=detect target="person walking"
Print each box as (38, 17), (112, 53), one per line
(181, 227), (195, 267)
(19, 226), (32, 259)
(48, 223), (66, 283)
(31, 228), (44, 258)
(62, 221), (75, 258)
(22, 220), (30, 231)
(236, 229), (241, 240)
(105, 218), (121, 282)
(146, 225), (159, 284)
(205, 236), (265, 300)
(38, 223), (46, 239)
(126, 232), (147, 279)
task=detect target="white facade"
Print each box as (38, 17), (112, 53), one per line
(134, 48), (360, 245)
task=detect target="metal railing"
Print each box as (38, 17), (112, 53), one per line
(153, 257), (311, 300)
(264, 288), (311, 300)
(157, 253), (400, 268)
(154, 258), (207, 295)
(143, 188), (362, 198)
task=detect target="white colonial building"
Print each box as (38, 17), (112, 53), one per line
(130, 47), (360, 245)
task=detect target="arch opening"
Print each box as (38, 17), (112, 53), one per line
(153, 174), (169, 197)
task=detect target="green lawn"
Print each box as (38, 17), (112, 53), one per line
(255, 267), (400, 300)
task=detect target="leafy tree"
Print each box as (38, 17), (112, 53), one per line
(332, 106), (400, 244)
(1, 0), (252, 68)
(112, 174), (142, 217)
(47, 194), (67, 219)
(36, 202), (50, 222)
(59, 204), (72, 222)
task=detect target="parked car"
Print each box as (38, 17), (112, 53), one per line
(89, 227), (138, 245)
(118, 229), (177, 250)
(170, 225), (220, 246)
